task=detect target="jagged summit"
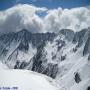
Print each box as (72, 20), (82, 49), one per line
(17, 29), (32, 35)
(0, 29), (56, 47)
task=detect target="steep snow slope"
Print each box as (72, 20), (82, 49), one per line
(0, 61), (8, 70)
(33, 28), (90, 90)
(0, 70), (59, 90)
(54, 28), (90, 90)
(70, 79), (90, 90)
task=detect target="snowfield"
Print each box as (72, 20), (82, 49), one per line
(0, 62), (8, 70)
(0, 70), (59, 90)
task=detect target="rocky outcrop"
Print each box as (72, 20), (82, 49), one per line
(74, 72), (81, 83)
(83, 37), (90, 55)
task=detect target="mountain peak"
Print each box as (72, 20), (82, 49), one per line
(16, 29), (32, 39)
(18, 29), (31, 34)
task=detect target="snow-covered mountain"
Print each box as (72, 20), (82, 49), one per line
(0, 27), (90, 90)
(0, 29), (55, 68)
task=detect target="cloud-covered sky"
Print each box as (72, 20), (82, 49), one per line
(0, 4), (90, 33)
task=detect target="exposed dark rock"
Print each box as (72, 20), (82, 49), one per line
(73, 45), (79, 53)
(61, 55), (66, 61)
(19, 61), (28, 69)
(83, 37), (90, 56)
(31, 42), (47, 73)
(73, 47), (78, 52)
(14, 60), (20, 69)
(43, 63), (58, 79)
(87, 86), (90, 90)
(88, 54), (90, 61)
(74, 72), (81, 83)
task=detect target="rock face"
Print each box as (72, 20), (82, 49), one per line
(59, 29), (74, 41)
(73, 29), (86, 44)
(87, 87), (90, 90)
(83, 37), (90, 55)
(74, 72), (81, 83)
(31, 42), (58, 78)
(32, 42), (47, 73)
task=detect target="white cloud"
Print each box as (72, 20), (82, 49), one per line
(0, 4), (90, 33)
(44, 7), (90, 32)
(0, 4), (47, 33)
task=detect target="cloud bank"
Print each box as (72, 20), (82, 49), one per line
(0, 4), (90, 33)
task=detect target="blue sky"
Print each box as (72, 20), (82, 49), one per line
(0, 0), (90, 10)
